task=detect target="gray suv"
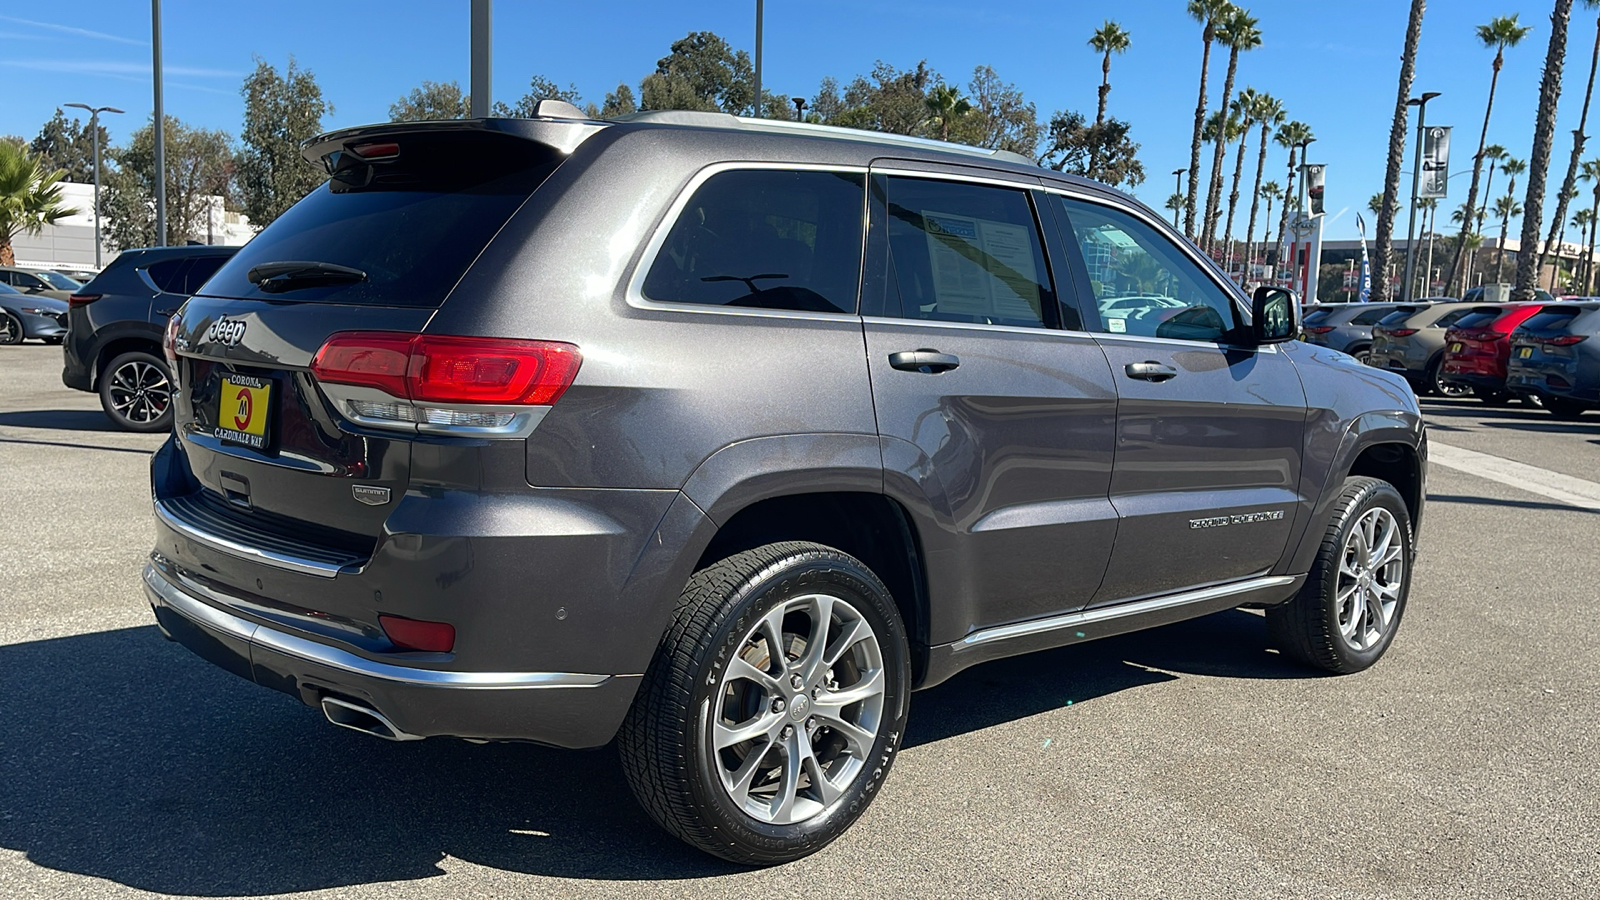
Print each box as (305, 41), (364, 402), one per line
(145, 109), (1427, 864)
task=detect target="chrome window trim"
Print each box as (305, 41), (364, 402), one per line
(1040, 186), (1257, 334)
(624, 161), (871, 322)
(154, 498), (347, 579)
(861, 315), (1094, 340)
(869, 165), (1045, 192)
(1092, 332), (1278, 354)
(145, 564), (617, 689)
(959, 575), (1296, 648)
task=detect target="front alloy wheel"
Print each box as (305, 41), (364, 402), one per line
(620, 541), (909, 865)
(1333, 506), (1404, 652)
(0, 312), (22, 345)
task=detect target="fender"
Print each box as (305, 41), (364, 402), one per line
(85, 319), (166, 389)
(680, 432), (884, 525)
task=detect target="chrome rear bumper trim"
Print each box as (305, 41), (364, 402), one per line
(144, 564), (613, 689)
(154, 498), (346, 578)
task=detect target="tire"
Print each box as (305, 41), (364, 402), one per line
(98, 350), (174, 433)
(1350, 347), (1372, 366)
(1548, 398), (1588, 420)
(0, 312), (22, 345)
(1429, 358), (1471, 398)
(43, 336), (64, 345)
(1267, 477), (1413, 674)
(619, 541), (911, 865)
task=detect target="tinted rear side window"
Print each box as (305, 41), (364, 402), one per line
(182, 256), (230, 294)
(201, 132), (561, 307)
(643, 169), (865, 314)
(1352, 307), (1393, 325)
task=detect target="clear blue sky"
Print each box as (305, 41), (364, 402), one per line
(0, 1), (1584, 241)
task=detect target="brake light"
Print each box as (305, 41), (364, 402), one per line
(1387, 328), (1418, 337)
(68, 293), (101, 307)
(312, 333), (582, 405)
(1538, 334), (1589, 346)
(1455, 330), (1504, 342)
(163, 314), (181, 371)
(1304, 325), (1336, 334)
(378, 615), (455, 653)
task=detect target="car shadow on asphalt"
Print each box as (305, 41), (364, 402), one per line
(0, 613), (1306, 892)
(0, 409), (120, 432)
(1428, 493), (1600, 515)
(0, 436), (154, 456)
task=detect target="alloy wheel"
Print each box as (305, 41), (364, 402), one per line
(711, 592), (885, 826)
(1336, 507), (1404, 651)
(0, 314), (20, 345)
(108, 360), (172, 426)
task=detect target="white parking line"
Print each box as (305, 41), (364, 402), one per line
(1429, 441), (1600, 512)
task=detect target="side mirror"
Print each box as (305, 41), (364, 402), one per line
(1251, 286), (1298, 344)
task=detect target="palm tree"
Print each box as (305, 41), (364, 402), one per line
(1461, 231), (1487, 291)
(1242, 93), (1283, 272)
(1222, 88), (1260, 268)
(1369, 193), (1385, 216)
(0, 141), (76, 267)
(1088, 20), (1132, 182)
(1582, 158), (1600, 292)
(1204, 7), (1261, 251)
(1516, 0), (1575, 300)
(1494, 194), (1523, 280)
(1274, 120), (1314, 270)
(1420, 197), (1441, 293)
(1375, 0), (1428, 302)
(1542, 1), (1600, 278)
(1572, 207), (1594, 290)
(1165, 192), (1184, 227)
(1452, 17), (1536, 295)
(923, 85), (971, 142)
(1184, 0), (1235, 239)
(1450, 145), (1508, 293)
(1257, 178), (1281, 273)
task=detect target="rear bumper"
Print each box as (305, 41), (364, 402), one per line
(144, 560), (641, 747)
(1439, 372), (1505, 391)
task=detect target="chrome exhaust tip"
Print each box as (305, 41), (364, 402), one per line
(320, 696), (423, 742)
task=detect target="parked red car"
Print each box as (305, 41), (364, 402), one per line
(1441, 303), (1544, 404)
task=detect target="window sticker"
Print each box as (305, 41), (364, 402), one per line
(922, 210), (1041, 321)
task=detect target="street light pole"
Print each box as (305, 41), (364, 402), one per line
(1171, 168), (1186, 228)
(1401, 91), (1441, 303)
(753, 0), (764, 117)
(151, 0), (166, 246)
(64, 103), (123, 268)
(470, 0), (491, 117)
(1291, 138), (1315, 295)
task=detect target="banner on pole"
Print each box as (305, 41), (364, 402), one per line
(1356, 213), (1372, 302)
(1305, 164), (1326, 215)
(1420, 126), (1451, 198)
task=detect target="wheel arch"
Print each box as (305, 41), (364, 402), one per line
(1282, 414), (1426, 576)
(93, 333), (165, 389)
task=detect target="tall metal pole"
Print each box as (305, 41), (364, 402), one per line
(151, 0), (167, 247)
(470, 0), (491, 117)
(1171, 168), (1186, 227)
(1422, 203), (1437, 298)
(753, 0), (763, 117)
(1400, 93), (1438, 303)
(66, 104), (121, 267)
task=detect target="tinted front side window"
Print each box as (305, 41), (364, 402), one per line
(1053, 195), (1239, 342)
(643, 169), (865, 314)
(881, 176), (1052, 328)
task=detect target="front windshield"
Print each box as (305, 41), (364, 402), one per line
(37, 272), (81, 290)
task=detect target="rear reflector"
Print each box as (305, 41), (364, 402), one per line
(378, 615), (456, 653)
(312, 333), (581, 406)
(68, 293), (101, 307)
(163, 314), (181, 371)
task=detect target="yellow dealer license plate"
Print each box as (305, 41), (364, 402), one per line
(1449, 342), (1463, 352)
(215, 373), (271, 449)
(1519, 346), (1533, 358)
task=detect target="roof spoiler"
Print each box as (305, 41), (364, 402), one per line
(300, 115), (605, 167)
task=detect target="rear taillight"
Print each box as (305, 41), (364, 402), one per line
(1304, 325), (1336, 334)
(378, 615), (455, 653)
(312, 332), (582, 434)
(162, 314), (181, 371)
(1538, 334), (1589, 346)
(1387, 328), (1419, 337)
(68, 293), (101, 307)
(1455, 330), (1504, 343)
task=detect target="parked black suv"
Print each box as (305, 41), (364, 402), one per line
(145, 111), (1427, 864)
(63, 245), (237, 431)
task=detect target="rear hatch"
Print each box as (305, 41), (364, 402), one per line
(1369, 304), (1427, 366)
(1509, 304), (1597, 378)
(167, 123), (575, 560)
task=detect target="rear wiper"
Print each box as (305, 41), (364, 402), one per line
(247, 260), (367, 293)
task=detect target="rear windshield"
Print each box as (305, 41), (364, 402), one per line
(1434, 308), (1473, 328)
(1302, 309), (1333, 326)
(1351, 306), (1393, 325)
(1377, 308), (1420, 328)
(1451, 310), (1502, 330)
(1521, 308), (1581, 332)
(200, 132), (561, 307)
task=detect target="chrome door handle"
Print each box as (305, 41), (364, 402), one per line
(1125, 361), (1178, 382)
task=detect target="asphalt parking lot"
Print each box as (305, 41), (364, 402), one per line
(1, 341), (1597, 899)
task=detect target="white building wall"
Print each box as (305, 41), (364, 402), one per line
(10, 182), (257, 272)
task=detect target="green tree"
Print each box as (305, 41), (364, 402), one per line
(238, 58), (329, 230)
(494, 75), (584, 117)
(1375, 0), (1428, 301)
(833, 61), (939, 136)
(600, 83), (639, 118)
(1204, 6), (1261, 251)
(1369, 193), (1385, 216)
(1087, 20), (1131, 181)
(1184, 0), (1235, 239)
(1447, 143), (1506, 293)
(1516, 1), (1575, 300)
(1038, 110), (1145, 188)
(1493, 193), (1523, 279)
(390, 80), (469, 121)
(1242, 93), (1282, 272)
(1221, 89), (1258, 266)
(1273, 120), (1313, 266)
(1453, 15), (1533, 293)
(1165, 192), (1184, 226)
(949, 66), (1040, 154)
(102, 116), (234, 250)
(923, 84), (971, 142)
(0, 142), (76, 266)
(1572, 206), (1595, 290)
(29, 108), (110, 184)
(1543, 1), (1600, 278)
(1258, 178), (1281, 268)
(640, 32), (754, 114)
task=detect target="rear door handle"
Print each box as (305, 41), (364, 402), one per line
(889, 349), (961, 374)
(1125, 361), (1178, 382)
